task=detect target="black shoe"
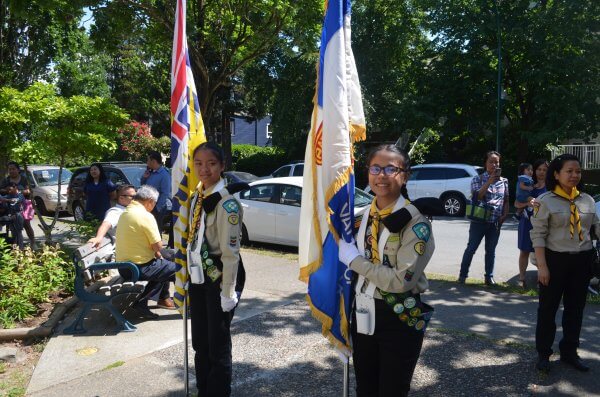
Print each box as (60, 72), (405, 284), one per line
(485, 277), (496, 286)
(131, 303), (159, 320)
(560, 355), (590, 372)
(457, 276), (466, 284)
(537, 356), (551, 373)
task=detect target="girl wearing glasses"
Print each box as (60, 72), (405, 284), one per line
(339, 144), (435, 397)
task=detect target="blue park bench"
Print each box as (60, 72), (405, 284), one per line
(63, 237), (147, 334)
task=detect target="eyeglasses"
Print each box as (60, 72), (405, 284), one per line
(368, 165), (406, 176)
(119, 194), (134, 199)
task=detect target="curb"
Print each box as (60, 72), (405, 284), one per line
(0, 282), (102, 341)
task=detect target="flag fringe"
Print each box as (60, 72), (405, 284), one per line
(305, 295), (351, 356)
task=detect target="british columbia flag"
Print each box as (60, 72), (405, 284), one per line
(170, 0), (206, 310)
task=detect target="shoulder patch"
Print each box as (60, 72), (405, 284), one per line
(222, 199), (239, 214)
(414, 241), (426, 256)
(412, 222), (431, 242)
(228, 214), (239, 225)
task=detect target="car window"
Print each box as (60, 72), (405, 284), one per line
(244, 184), (276, 203)
(354, 188), (373, 207)
(279, 185), (302, 207)
(415, 168), (446, 180)
(73, 170), (87, 185)
(445, 168), (470, 179)
(120, 167), (146, 187)
(31, 168), (73, 187)
(24, 171), (35, 186)
(292, 164), (304, 176)
(106, 170), (127, 185)
(272, 166), (291, 178)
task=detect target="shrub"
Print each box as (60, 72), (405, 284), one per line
(0, 238), (73, 328)
(232, 144), (288, 176)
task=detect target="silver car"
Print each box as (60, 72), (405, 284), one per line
(24, 165), (72, 215)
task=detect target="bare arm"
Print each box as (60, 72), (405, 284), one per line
(88, 221), (112, 249)
(151, 241), (163, 258)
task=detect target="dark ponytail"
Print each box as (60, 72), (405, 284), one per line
(366, 144), (411, 200)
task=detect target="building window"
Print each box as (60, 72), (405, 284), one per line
(230, 119), (236, 136)
(266, 123), (272, 139)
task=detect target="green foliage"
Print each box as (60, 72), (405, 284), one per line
(231, 145), (288, 176)
(67, 218), (101, 242)
(0, 238), (73, 328)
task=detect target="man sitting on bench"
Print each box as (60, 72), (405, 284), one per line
(115, 185), (177, 318)
(88, 184), (136, 249)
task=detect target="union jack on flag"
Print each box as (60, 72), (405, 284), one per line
(170, 0), (206, 310)
(298, 0), (366, 355)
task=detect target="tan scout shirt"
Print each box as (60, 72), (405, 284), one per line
(530, 191), (600, 252)
(350, 200), (434, 298)
(189, 179), (243, 298)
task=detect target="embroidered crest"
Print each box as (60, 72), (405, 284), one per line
(412, 222), (431, 242)
(222, 199), (239, 213)
(404, 270), (414, 282)
(414, 241), (426, 256)
(229, 235), (237, 247)
(228, 214), (239, 225)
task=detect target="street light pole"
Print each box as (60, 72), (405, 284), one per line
(493, 0), (502, 152)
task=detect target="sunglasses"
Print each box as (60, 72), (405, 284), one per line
(368, 165), (406, 176)
(119, 194), (134, 198)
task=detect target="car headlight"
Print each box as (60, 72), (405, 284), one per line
(45, 194), (59, 200)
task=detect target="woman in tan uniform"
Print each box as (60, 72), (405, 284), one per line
(187, 142), (244, 396)
(531, 154), (598, 373)
(339, 144), (435, 397)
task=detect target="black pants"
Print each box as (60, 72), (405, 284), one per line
(351, 299), (424, 397)
(536, 249), (592, 358)
(189, 281), (234, 397)
(119, 257), (177, 306)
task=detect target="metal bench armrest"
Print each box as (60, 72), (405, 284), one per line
(87, 261), (140, 282)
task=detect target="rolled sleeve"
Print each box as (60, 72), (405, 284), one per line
(216, 199), (242, 298)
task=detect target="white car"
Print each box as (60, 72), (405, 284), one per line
(24, 165), (72, 215)
(365, 163), (483, 216)
(236, 176), (373, 247)
(270, 162), (304, 177)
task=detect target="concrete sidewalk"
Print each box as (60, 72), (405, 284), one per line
(27, 252), (600, 396)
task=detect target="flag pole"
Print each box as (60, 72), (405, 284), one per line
(183, 284), (189, 396)
(343, 357), (349, 397)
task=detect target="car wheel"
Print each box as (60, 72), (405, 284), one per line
(442, 193), (465, 216)
(73, 201), (85, 222)
(34, 197), (48, 216)
(240, 223), (250, 245)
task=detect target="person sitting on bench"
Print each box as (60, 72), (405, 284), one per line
(88, 184), (136, 249)
(115, 185), (177, 318)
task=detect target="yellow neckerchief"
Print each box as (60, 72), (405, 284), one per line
(553, 185), (583, 241)
(189, 189), (204, 241)
(367, 199), (395, 264)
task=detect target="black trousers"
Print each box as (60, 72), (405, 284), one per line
(536, 249), (592, 358)
(189, 281), (234, 397)
(351, 299), (424, 397)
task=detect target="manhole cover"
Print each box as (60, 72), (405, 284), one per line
(76, 347), (99, 356)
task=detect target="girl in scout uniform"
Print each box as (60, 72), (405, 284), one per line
(339, 144), (435, 397)
(187, 142), (244, 397)
(531, 154), (599, 373)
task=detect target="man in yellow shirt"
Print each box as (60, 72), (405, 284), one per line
(116, 185), (177, 318)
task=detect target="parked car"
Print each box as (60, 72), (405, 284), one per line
(224, 171), (259, 184)
(235, 176), (373, 247)
(67, 162), (147, 221)
(270, 161), (304, 178)
(23, 165), (73, 215)
(364, 163), (483, 216)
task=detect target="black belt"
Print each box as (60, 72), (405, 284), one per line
(547, 248), (593, 255)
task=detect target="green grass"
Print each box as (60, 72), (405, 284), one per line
(241, 245), (299, 261)
(0, 363), (5, 374)
(102, 361), (125, 371)
(426, 272), (600, 304)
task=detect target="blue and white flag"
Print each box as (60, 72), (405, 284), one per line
(299, 0), (366, 355)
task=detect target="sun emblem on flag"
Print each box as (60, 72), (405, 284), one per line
(314, 122), (323, 165)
